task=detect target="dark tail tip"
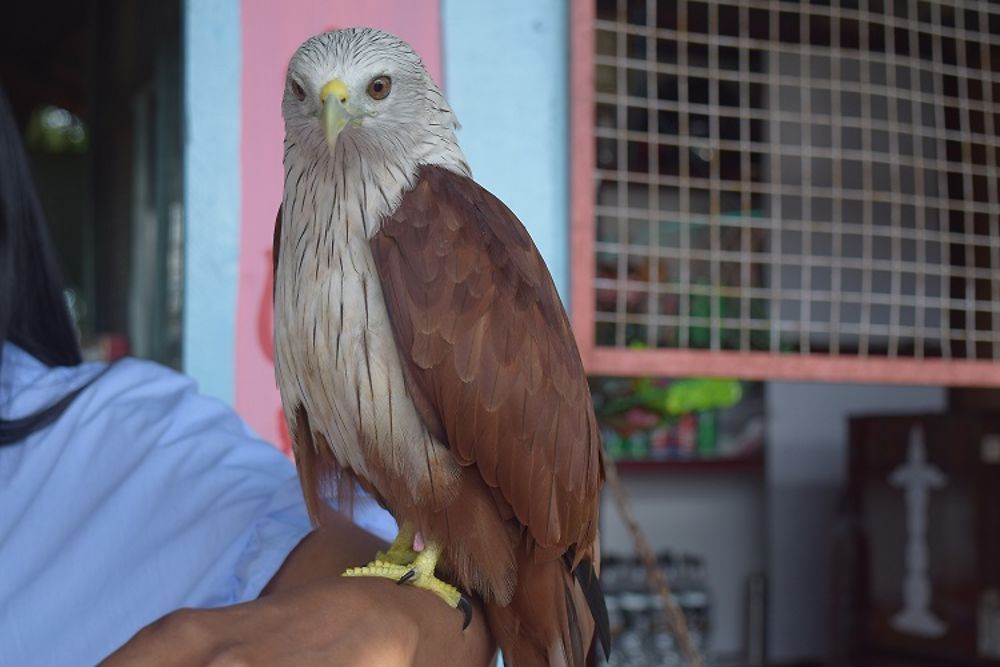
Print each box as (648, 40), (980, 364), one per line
(569, 555), (611, 658)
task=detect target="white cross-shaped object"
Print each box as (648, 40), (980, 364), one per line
(889, 425), (947, 638)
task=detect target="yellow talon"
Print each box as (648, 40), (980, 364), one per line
(343, 544), (462, 608)
(344, 560), (409, 579)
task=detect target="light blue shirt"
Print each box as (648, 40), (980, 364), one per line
(0, 344), (395, 666)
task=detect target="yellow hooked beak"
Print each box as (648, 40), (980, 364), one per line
(320, 79), (363, 147)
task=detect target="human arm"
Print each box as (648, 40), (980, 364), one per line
(101, 505), (494, 666)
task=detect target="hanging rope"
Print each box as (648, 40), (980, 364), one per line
(603, 458), (706, 667)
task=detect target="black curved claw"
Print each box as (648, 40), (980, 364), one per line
(458, 594), (474, 630)
(396, 569), (416, 585)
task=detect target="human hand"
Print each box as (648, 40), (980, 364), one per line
(100, 574), (494, 666)
(103, 509), (494, 666)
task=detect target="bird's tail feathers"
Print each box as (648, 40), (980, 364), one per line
(568, 554), (611, 660)
(485, 547), (603, 667)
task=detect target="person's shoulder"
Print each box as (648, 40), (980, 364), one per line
(90, 356), (288, 475)
(101, 355), (195, 392)
(94, 357), (246, 432)
(4, 343), (271, 456)
(49, 354), (264, 454)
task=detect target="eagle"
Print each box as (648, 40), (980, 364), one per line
(273, 28), (609, 666)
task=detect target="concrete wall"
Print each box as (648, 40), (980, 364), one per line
(601, 472), (766, 657)
(442, 0), (570, 300)
(182, 0), (242, 403)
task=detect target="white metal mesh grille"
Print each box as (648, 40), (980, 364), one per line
(592, 0), (1000, 360)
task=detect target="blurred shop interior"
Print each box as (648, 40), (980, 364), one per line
(1, 0), (182, 367)
(3, 1), (1000, 666)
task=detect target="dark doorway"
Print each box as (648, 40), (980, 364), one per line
(1, 0), (183, 367)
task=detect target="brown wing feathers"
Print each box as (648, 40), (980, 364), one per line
(370, 166), (609, 663)
(371, 166), (603, 557)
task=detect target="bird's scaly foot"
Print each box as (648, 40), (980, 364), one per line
(374, 542), (417, 567)
(345, 545), (461, 607)
(372, 521), (418, 565)
(344, 544), (473, 628)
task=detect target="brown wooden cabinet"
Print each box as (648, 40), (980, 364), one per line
(845, 414), (1000, 665)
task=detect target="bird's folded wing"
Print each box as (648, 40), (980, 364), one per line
(370, 165), (603, 557)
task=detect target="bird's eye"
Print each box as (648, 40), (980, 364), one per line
(290, 79), (306, 101)
(367, 76), (391, 100)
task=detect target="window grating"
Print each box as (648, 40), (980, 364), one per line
(592, 0), (1000, 361)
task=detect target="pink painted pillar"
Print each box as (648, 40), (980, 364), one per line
(238, 0), (443, 452)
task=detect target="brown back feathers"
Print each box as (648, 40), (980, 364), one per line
(370, 166), (608, 664)
(371, 166), (603, 559)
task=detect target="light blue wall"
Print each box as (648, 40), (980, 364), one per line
(182, 0), (241, 403)
(441, 0), (570, 303)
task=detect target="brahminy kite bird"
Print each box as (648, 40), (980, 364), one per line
(273, 28), (609, 666)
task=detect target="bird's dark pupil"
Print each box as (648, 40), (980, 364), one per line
(374, 81), (383, 91)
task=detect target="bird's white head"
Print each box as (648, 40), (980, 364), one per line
(282, 28), (468, 175)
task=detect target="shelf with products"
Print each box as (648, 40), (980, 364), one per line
(596, 551), (713, 666)
(590, 375), (765, 472)
(592, 372), (768, 660)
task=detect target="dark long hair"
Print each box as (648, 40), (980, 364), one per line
(0, 86), (89, 445)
